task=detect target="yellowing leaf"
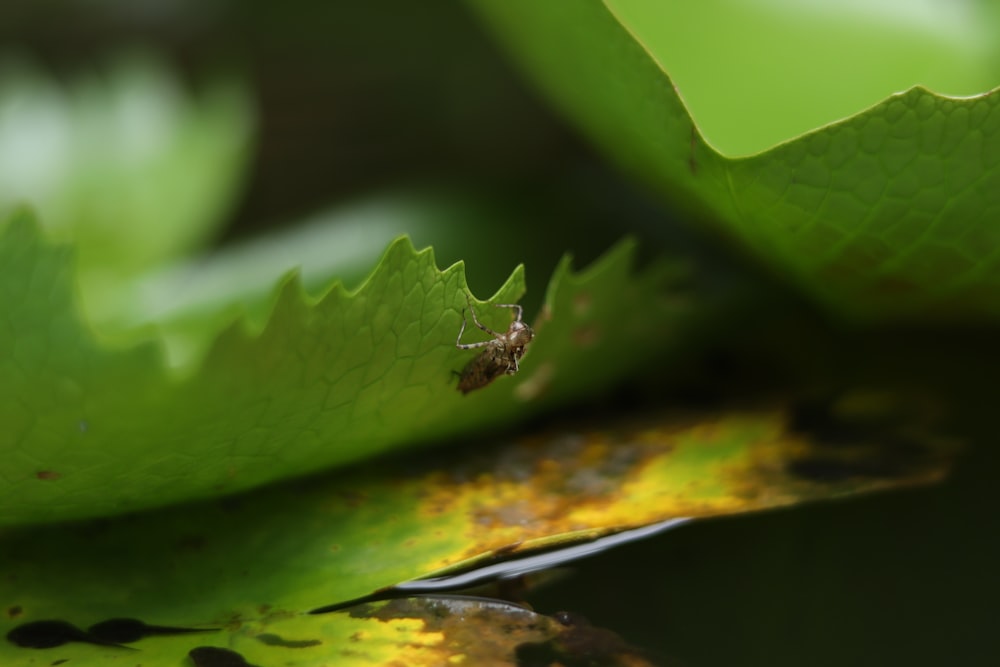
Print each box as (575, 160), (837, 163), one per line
(0, 401), (956, 665)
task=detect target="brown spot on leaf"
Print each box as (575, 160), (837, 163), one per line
(868, 275), (919, 296)
(572, 292), (592, 316)
(7, 605), (22, 618)
(338, 490), (366, 508)
(572, 326), (600, 348)
(87, 618), (216, 643)
(176, 535), (208, 552)
(35, 471), (61, 481)
(189, 646), (259, 667)
(5, 619), (129, 649)
(255, 632), (322, 648)
(343, 597), (655, 666)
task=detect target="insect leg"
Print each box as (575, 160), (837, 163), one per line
(491, 303), (524, 323)
(465, 293), (502, 337)
(456, 309), (493, 350)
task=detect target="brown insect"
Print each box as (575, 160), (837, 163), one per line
(455, 292), (534, 394)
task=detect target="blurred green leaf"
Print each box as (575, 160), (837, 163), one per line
(608, 0), (1000, 156)
(0, 52), (254, 306)
(469, 0), (1000, 323)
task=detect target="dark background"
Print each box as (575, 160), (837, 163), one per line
(4, 2), (997, 665)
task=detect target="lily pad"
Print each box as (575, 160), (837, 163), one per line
(0, 401), (956, 666)
(468, 0), (1000, 322)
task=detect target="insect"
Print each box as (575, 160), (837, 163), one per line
(455, 292), (535, 394)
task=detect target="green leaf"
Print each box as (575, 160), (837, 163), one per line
(0, 208), (697, 526)
(608, 0), (1000, 157)
(0, 52), (254, 310)
(468, 0), (1000, 323)
(0, 402), (956, 666)
(94, 191), (649, 369)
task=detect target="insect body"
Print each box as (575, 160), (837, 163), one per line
(455, 293), (534, 394)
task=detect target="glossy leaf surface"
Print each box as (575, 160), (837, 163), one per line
(469, 0), (1000, 323)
